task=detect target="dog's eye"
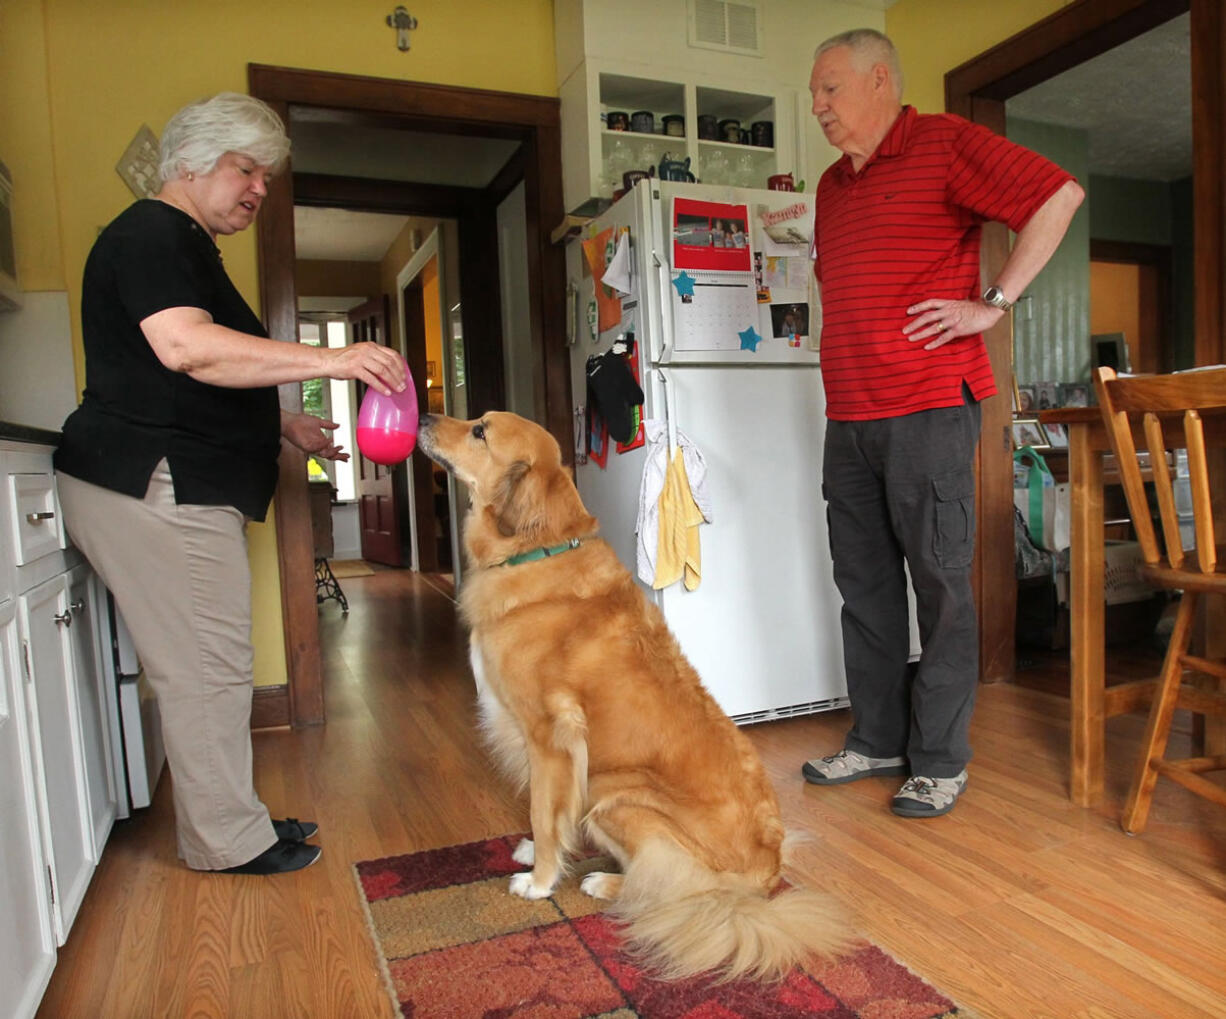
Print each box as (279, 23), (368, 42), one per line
(472, 423), (485, 440)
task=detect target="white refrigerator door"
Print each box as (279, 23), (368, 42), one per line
(650, 364), (847, 720)
(567, 183), (662, 589)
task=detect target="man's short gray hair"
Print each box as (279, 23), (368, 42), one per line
(815, 28), (904, 101)
(159, 92), (291, 183)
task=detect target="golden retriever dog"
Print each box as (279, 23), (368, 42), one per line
(417, 410), (851, 982)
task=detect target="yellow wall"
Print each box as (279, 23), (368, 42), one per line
(4, 0), (554, 688)
(886, 0), (1074, 114)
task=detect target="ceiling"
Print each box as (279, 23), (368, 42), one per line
(291, 118), (520, 265)
(1006, 12), (1191, 182)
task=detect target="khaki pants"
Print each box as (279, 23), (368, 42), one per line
(57, 463), (276, 869)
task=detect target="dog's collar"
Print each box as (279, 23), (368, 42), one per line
(500, 538), (583, 567)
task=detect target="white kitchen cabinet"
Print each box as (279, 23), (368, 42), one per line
(558, 57), (800, 215)
(0, 598), (57, 1019)
(1, 436), (117, 1019)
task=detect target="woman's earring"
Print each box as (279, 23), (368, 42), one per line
(187, 173), (194, 182)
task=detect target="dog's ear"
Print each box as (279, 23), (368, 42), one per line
(491, 460), (596, 541)
(491, 460), (537, 537)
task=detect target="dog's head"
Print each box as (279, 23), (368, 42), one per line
(417, 411), (598, 567)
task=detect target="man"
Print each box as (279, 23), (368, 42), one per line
(801, 29), (1083, 817)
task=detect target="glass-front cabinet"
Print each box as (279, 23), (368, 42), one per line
(559, 58), (799, 216)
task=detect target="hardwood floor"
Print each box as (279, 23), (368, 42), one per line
(37, 570), (1226, 1018)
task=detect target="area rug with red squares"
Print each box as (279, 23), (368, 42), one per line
(353, 834), (969, 1019)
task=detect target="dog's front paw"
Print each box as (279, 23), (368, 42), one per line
(509, 871), (554, 900)
(580, 871), (622, 900)
(512, 838), (535, 866)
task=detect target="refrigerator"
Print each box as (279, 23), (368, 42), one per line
(566, 179), (850, 723)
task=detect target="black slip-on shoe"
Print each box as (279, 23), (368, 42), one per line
(221, 839), (322, 875)
(273, 817), (319, 842)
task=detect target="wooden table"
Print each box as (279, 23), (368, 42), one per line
(1040, 406), (1226, 806)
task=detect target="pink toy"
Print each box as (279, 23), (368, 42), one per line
(355, 358), (418, 464)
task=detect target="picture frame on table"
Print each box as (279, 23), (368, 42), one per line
(1044, 421), (1069, 448)
(1012, 417), (1050, 450)
(1060, 381), (1091, 408)
(1034, 381), (1060, 411)
(1014, 382), (1036, 414)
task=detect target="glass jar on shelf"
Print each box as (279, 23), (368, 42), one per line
(700, 148), (729, 185)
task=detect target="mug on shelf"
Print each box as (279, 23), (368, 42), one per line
(606, 111), (629, 132)
(662, 114), (685, 138)
(697, 115), (718, 140)
(751, 121), (774, 147)
(767, 173), (795, 192)
(630, 110), (654, 133)
(718, 118), (742, 143)
(622, 169), (651, 190)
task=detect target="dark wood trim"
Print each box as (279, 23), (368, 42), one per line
(256, 96), (325, 728)
(249, 64), (560, 128)
(293, 173), (473, 218)
(249, 64), (566, 726)
(945, 0), (1189, 113)
(250, 684), (291, 730)
(457, 194), (506, 416)
(1191, 0), (1225, 366)
(971, 98), (1016, 686)
(487, 147), (527, 207)
(944, 0), (1217, 686)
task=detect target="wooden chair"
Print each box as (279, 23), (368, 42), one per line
(1093, 365), (1226, 833)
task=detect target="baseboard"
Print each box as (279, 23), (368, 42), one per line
(251, 685), (291, 729)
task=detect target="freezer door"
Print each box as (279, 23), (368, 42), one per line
(566, 182), (662, 589)
(653, 364), (847, 720)
(654, 181), (821, 366)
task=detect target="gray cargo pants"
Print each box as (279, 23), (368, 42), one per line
(822, 397), (982, 778)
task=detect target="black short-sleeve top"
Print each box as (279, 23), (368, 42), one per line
(54, 200), (281, 521)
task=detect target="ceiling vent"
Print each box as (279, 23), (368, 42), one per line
(688, 0), (762, 58)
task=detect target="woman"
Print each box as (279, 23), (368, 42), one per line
(54, 93), (406, 875)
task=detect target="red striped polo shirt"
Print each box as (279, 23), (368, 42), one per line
(813, 106), (1074, 421)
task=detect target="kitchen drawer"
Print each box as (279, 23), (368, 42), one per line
(7, 472), (65, 566)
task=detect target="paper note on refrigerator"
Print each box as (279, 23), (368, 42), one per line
(670, 271), (760, 351)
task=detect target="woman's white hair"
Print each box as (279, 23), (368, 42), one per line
(158, 92), (291, 183)
(815, 28), (904, 101)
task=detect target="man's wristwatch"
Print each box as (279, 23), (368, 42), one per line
(982, 285), (1013, 312)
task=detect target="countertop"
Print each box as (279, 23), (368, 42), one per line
(0, 420), (62, 446)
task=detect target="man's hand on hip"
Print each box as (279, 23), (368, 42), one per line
(902, 299), (1004, 350)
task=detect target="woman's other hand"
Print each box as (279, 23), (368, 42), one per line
(326, 342), (407, 395)
(281, 411), (350, 461)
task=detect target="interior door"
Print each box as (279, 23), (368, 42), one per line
(350, 296), (403, 566)
(401, 275), (438, 572)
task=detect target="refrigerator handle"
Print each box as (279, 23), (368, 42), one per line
(648, 187), (675, 365)
(652, 248), (674, 365)
(655, 367), (679, 454)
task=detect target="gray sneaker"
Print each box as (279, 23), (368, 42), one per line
(802, 749), (908, 785)
(891, 771), (968, 817)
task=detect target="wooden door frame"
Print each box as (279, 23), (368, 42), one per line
(248, 64), (566, 727)
(944, 0), (1223, 686)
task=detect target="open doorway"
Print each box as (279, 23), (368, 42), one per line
(250, 66), (566, 726)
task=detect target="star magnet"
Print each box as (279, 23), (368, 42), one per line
(738, 326), (763, 352)
(671, 271), (696, 297)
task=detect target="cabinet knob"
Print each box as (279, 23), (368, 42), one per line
(27, 510), (56, 524)
(70, 599), (86, 614)
(54, 610), (73, 627)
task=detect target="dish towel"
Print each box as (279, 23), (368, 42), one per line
(636, 420), (712, 588)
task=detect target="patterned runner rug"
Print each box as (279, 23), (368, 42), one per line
(354, 834), (966, 1018)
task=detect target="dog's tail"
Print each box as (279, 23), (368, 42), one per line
(608, 839), (854, 983)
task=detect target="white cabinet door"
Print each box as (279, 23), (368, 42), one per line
(66, 564), (117, 859)
(19, 574), (93, 945)
(0, 599), (57, 1019)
